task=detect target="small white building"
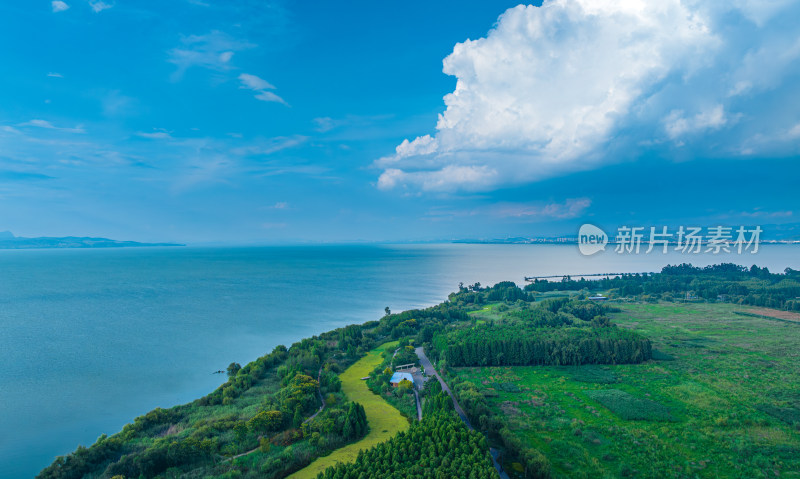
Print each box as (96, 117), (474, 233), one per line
(389, 371), (415, 388)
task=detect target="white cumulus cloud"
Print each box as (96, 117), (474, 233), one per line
(88, 0), (112, 12)
(664, 104), (729, 139)
(377, 0), (800, 192)
(239, 73), (275, 91)
(238, 73), (288, 106)
(52, 1), (69, 12)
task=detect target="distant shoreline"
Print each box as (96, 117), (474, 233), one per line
(0, 235), (184, 250)
(453, 239), (800, 245)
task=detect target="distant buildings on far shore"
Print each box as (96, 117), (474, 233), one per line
(454, 237), (800, 245)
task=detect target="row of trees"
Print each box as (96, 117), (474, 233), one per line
(316, 408), (498, 479)
(436, 326), (652, 367)
(422, 390), (452, 417)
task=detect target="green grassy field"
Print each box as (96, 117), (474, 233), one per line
(451, 302), (800, 478)
(288, 341), (408, 479)
(469, 303), (515, 322)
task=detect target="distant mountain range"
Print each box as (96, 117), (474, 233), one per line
(0, 231), (184, 249)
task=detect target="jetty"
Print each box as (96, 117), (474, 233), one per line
(524, 272), (654, 281)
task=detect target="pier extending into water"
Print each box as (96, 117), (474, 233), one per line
(524, 272), (654, 281)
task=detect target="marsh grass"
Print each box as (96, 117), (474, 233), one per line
(585, 389), (674, 421)
(451, 302), (800, 478)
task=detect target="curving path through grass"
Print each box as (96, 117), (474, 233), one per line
(288, 341), (408, 479)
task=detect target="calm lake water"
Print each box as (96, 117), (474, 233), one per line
(2, 243), (799, 477)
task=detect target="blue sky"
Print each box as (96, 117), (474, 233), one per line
(1, 1), (799, 243)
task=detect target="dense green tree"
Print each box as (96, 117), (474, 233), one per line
(523, 263), (800, 311)
(248, 410), (283, 434)
(233, 421), (248, 443)
(226, 362), (242, 377)
(317, 412), (498, 479)
(342, 402), (368, 439)
(435, 325), (651, 367)
(293, 406), (304, 428)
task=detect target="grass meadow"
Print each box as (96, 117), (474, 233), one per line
(452, 302), (800, 478)
(288, 341), (408, 478)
